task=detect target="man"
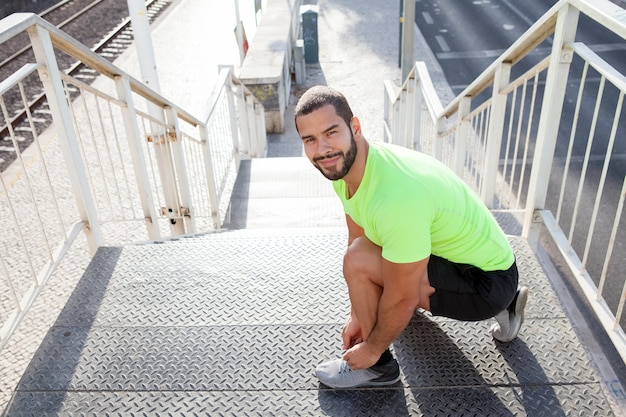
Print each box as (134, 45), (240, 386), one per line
(294, 85), (528, 389)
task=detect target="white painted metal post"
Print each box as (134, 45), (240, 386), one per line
(27, 24), (103, 252)
(397, 89), (407, 147)
(455, 97), (471, 177)
(225, 70), (241, 171)
(114, 75), (161, 240)
(523, 5), (579, 248)
(400, 0), (415, 83)
(165, 106), (196, 234)
(413, 75), (423, 150)
(127, 0), (160, 93)
(234, 0), (245, 64)
(252, 100), (267, 157)
(127, 0), (185, 235)
(481, 62), (511, 208)
(403, 77), (416, 149)
(200, 124), (221, 229)
(236, 88), (251, 157)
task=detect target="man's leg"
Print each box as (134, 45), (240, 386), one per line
(316, 236), (427, 388)
(342, 236), (434, 341)
(490, 286), (528, 342)
(427, 255), (528, 341)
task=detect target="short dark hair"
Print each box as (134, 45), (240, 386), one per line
(294, 86), (353, 131)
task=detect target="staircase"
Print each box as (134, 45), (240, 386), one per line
(2, 156), (619, 415)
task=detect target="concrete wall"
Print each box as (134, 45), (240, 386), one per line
(239, 0), (301, 133)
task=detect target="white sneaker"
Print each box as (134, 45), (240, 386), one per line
(491, 286), (529, 342)
(315, 357), (401, 389)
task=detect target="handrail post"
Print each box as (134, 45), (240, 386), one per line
(165, 106), (196, 234)
(396, 87), (408, 147)
(225, 69), (241, 171)
(27, 23), (103, 252)
(200, 123), (221, 229)
(114, 75), (161, 240)
(402, 83), (413, 148)
(412, 74), (422, 150)
(236, 85), (252, 158)
(523, 4), (579, 248)
(454, 97), (472, 177)
(481, 62), (511, 208)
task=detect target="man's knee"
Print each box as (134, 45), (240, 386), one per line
(342, 237), (382, 283)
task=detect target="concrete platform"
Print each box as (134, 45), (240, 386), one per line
(0, 157), (618, 416)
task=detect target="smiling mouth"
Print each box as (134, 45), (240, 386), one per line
(314, 152), (343, 165)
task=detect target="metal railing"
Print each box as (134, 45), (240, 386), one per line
(0, 12), (266, 350)
(384, 0), (626, 363)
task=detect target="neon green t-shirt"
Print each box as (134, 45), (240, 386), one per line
(332, 142), (514, 271)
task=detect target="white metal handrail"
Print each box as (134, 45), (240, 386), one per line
(384, 0), (626, 363)
(0, 12), (266, 350)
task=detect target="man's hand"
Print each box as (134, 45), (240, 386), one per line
(342, 341), (380, 370)
(341, 314), (363, 350)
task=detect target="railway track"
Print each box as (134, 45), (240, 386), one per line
(0, 0), (174, 172)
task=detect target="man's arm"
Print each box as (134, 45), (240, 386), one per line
(345, 214), (364, 245)
(341, 214), (365, 349)
(369, 258), (427, 350)
(343, 257), (429, 369)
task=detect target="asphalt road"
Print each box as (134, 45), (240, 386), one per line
(414, 0), (626, 315)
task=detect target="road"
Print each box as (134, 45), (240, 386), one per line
(413, 0), (626, 315)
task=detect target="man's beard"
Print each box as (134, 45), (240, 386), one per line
(313, 134), (357, 180)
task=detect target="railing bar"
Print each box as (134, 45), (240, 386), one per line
(501, 56), (551, 96)
(477, 108), (485, 191)
(0, 63), (38, 96)
(80, 87), (113, 218)
(73, 87), (108, 218)
(470, 114), (478, 188)
(0, 221), (85, 350)
(60, 72), (126, 107)
(478, 106), (490, 196)
(0, 96), (51, 277)
(573, 42), (626, 93)
(64, 79), (97, 217)
(17, 80), (67, 241)
(0, 92), (52, 260)
(587, 91), (623, 291)
(106, 99), (134, 219)
(516, 71), (541, 210)
(599, 171), (625, 309)
(509, 83), (527, 209)
(616, 279), (626, 328)
(141, 115), (164, 219)
(469, 116), (479, 188)
(98, 94), (124, 219)
(557, 61), (589, 224)
(567, 75), (605, 249)
(500, 88), (517, 209)
(0, 210), (20, 311)
(540, 210), (626, 364)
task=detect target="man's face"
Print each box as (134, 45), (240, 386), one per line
(296, 105), (357, 180)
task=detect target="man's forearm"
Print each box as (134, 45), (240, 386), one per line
(365, 293), (416, 355)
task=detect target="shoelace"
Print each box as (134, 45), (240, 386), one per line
(338, 361), (353, 375)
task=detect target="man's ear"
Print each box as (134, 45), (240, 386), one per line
(350, 116), (362, 137)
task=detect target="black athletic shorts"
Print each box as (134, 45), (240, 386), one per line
(427, 255), (519, 321)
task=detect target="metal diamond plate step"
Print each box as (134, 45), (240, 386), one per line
(226, 158), (345, 229)
(2, 227), (616, 416)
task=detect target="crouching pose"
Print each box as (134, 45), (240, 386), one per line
(294, 85), (528, 389)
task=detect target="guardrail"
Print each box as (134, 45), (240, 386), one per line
(384, 0), (626, 363)
(0, 13), (266, 350)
